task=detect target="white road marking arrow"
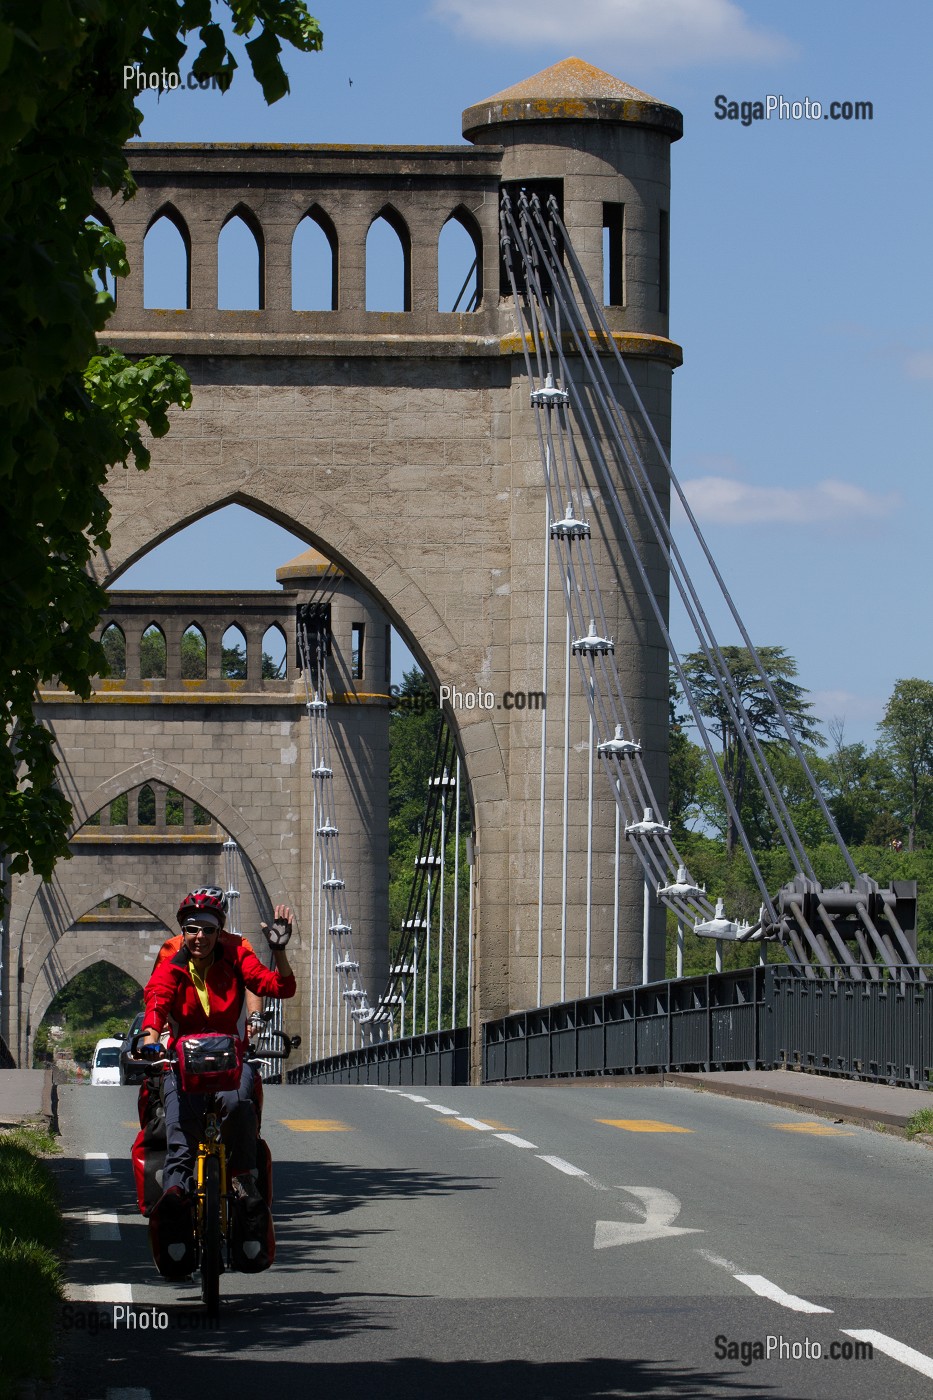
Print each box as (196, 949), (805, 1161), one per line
(594, 1187), (702, 1248)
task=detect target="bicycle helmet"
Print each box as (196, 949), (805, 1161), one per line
(177, 887), (228, 929)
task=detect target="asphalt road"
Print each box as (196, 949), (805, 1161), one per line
(52, 1081), (933, 1399)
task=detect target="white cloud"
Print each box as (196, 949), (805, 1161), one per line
(433, 0), (795, 69)
(810, 691), (883, 732)
(680, 476), (899, 526)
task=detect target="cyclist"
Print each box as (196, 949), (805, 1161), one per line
(149, 892), (264, 1019)
(139, 887), (295, 1276)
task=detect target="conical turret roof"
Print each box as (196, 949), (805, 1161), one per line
(463, 57), (682, 141)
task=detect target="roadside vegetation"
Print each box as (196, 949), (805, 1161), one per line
(0, 1125), (63, 1399)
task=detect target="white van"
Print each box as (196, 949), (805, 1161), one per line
(90, 1037), (124, 1087)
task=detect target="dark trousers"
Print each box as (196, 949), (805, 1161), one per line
(161, 1062), (257, 1194)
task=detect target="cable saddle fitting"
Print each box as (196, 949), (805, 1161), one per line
(550, 502), (591, 540)
(597, 725), (640, 757)
(572, 620), (614, 656)
(530, 373), (569, 408)
(693, 897), (750, 940)
(625, 807), (671, 838)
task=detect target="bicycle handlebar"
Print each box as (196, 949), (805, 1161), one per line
(125, 1027), (302, 1070)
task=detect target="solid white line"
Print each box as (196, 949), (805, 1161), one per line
(85, 1211), (121, 1241)
(495, 1133), (539, 1149)
(734, 1274), (832, 1314)
(424, 1104), (460, 1114)
(841, 1329), (933, 1380)
(456, 1116), (497, 1131)
(68, 1284), (133, 1303)
(83, 1152), (112, 1175)
(536, 1154), (589, 1176)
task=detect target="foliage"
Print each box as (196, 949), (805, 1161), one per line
(0, 0), (323, 912)
(0, 1129), (64, 1398)
(905, 1106), (933, 1140)
(878, 678), (933, 851)
(387, 668), (471, 1025)
(678, 647), (823, 856)
(42, 961), (140, 1030)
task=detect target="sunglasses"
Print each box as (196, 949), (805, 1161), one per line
(183, 922), (219, 936)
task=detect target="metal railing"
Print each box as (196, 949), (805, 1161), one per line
(287, 1027), (469, 1087)
(482, 966), (933, 1090)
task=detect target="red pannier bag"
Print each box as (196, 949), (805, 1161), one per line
(175, 1032), (242, 1092)
(132, 1076), (166, 1217)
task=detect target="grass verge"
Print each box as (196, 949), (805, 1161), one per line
(0, 1124), (64, 1400)
(905, 1105), (933, 1140)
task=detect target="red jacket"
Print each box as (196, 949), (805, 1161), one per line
(142, 938), (296, 1048)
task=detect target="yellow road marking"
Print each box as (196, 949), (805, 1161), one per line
(446, 1118), (511, 1131)
(597, 1118), (694, 1133)
(121, 1121), (138, 1129)
(769, 1121), (855, 1136)
(278, 1119), (352, 1132)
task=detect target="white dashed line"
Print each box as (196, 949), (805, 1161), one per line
(68, 1284), (133, 1304)
(399, 1093), (430, 1103)
(423, 1104), (460, 1114)
(535, 1155), (608, 1189)
(85, 1211), (121, 1241)
(494, 1133), (539, 1149)
(694, 1247), (741, 1273)
(83, 1153), (112, 1176)
(455, 1116), (497, 1131)
(841, 1329), (933, 1379)
(734, 1274), (832, 1314)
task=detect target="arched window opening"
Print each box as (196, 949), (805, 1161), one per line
(85, 809), (102, 827)
(100, 622), (126, 679)
(192, 801), (211, 826)
(143, 208), (191, 310)
(438, 211), (481, 312)
(292, 208), (338, 311)
(218, 209), (264, 311)
(140, 624), (166, 679)
(261, 624), (287, 678)
(110, 793), (128, 825)
(181, 624), (206, 679)
(165, 788), (185, 826)
(87, 213), (117, 301)
(366, 209), (411, 312)
(221, 625), (247, 679)
(137, 784), (156, 827)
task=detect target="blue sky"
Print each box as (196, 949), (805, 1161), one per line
(117, 0), (933, 746)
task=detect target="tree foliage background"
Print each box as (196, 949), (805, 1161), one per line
(0, 0), (322, 909)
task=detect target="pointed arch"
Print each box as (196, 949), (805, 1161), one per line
(181, 622), (207, 679)
(100, 621), (126, 679)
(438, 206), (482, 312)
(218, 203), (265, 310)
(261, 623), (287, 679)
(366, 205), (411, 312)
(292, 204), (338, 310)
(144, 203), (191, 309)
(140, 622), (166, 679)
(221, 624), (247, 679)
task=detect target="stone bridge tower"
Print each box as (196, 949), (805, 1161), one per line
(3, 58), (683, 1071)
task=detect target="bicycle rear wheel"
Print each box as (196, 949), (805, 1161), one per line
(200, 1155), (222, 1316)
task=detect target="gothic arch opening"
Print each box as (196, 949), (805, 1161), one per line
(144, 205), (191, 309)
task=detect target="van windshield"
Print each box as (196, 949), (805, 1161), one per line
(95, 1049), (121, 1068)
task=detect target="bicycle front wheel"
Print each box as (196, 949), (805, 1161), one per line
(200, 1155), (222, 1316)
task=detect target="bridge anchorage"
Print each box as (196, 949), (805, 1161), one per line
(4, 59), (925, 1086)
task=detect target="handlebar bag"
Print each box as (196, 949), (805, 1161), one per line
(176, 1032), (242, 1092)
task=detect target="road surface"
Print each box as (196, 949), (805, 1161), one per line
(52, 1080), (933, 1398)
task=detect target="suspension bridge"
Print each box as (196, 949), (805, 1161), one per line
(2, 58), (927, 1089)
